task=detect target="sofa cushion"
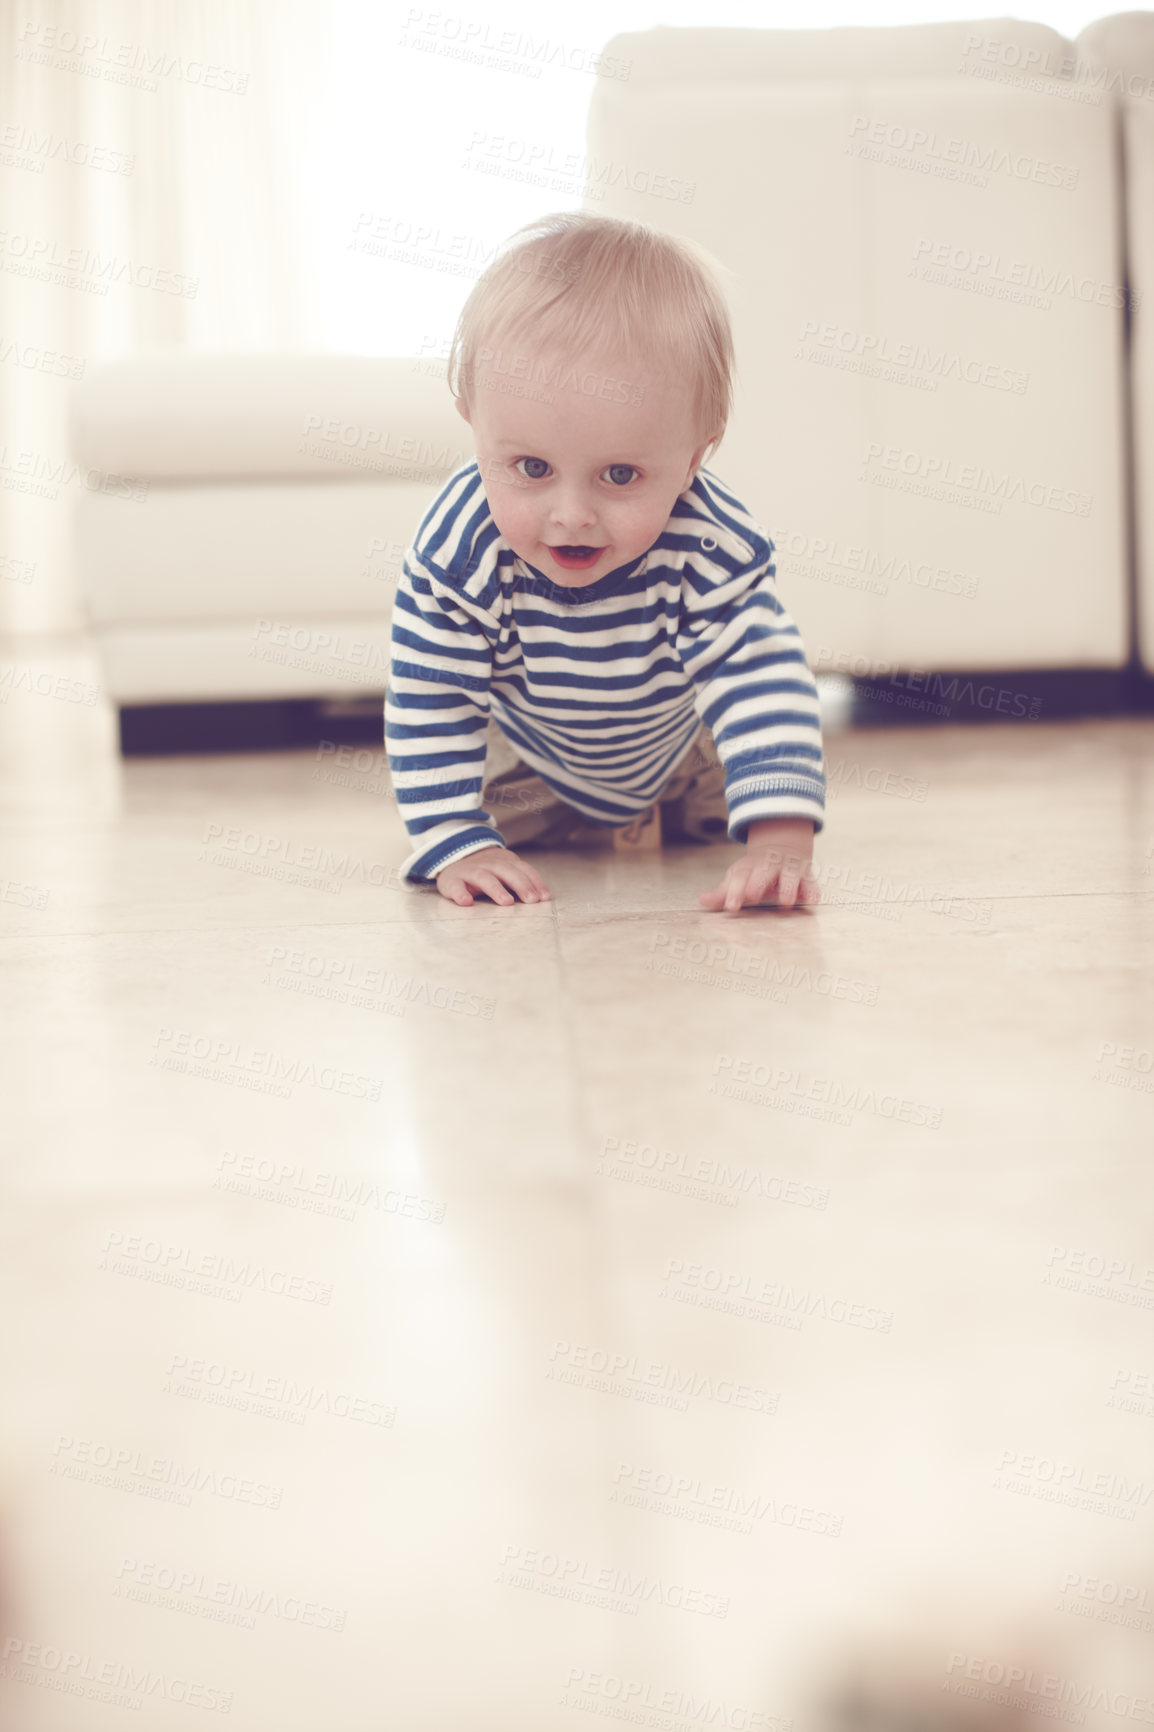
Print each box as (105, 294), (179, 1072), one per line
(602, 19), (1076, 85)
(70, 355), (472, 481)
(584, 72), (1128, 670)
(77, 479), (420, 623)
(90, 620), (394, 703)
(1076, 12), (1154, 82)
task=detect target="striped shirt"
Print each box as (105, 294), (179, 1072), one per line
(385, 460), (825, 887)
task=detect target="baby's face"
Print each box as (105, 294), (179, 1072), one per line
(458, 346), (713, 588)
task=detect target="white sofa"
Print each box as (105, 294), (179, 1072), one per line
(70, 355), (472, 706)
(1076, 11), (1154, 673)
(586, 15), (1131, 676)
(71, 14), (1151, 727)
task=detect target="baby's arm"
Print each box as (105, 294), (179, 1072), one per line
(677, 516), (825, 911)
(385, 552), (546, 901)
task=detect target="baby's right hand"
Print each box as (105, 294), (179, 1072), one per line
(436, 845), (551, 908)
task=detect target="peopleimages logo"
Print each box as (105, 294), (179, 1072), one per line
(945, 1653), (1154, 1723)
(496, 1545), (730, 1618)
(114, 1556), (347, 1633)
(823, 758), (927, 803)
(50, 1434), (283, 1509)
(101, 1231), (333, 1306)
(1044, 1241), (1154, 1299)
(164, 1355), (393, 1428)
(993, 1448), (1152, 1522)
(910, 237), (1133, 310)
(215, 1150), (447, 1226)
(1058, 1571), (1153, 1634)
(561, 1667), (791, 1729)
(0, 123), (134, 175)
(611, 1463), (844, 1538)
(661, 1257), (894, 1334)
(0, 229), (198, 295)
(773, 526), (980, 598)
(959, 32), (1154, 104)
(848, 115), (1078, 189)
(710, 1055), (943, 1130)
(598, 1134), (829, 1210)
(547, 1339), (780, 1415)
(0, 1637), (232, 1713)
(199, 821), (397, 891)
(649, 930), (879, 1004)
(150, 1026), (383, 1102)
(860, 440), (1092, 515)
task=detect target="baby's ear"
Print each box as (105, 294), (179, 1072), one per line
(454, 397), (471, 424)
(684, 445), (709, 487)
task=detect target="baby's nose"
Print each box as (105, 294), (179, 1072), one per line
(551, 493), (598, 531)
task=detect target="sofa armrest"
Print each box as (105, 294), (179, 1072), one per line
(70, 354), (472, 482)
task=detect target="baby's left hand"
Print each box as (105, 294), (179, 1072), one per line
(699, 818), (820, 914)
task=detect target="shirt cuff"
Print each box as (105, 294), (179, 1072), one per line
(398, 822), (507, 887)
(728, 778), (826, 843)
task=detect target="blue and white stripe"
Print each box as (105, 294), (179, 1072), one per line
(385, 461), (825, 886)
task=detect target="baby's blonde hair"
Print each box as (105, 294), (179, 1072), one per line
(448, 211), (735, 465)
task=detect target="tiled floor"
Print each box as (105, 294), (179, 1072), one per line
(2, 639), (1153, 1732)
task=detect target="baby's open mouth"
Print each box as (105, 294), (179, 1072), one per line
(554, 545), (600, 556)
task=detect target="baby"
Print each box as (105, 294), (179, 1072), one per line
(385, 211), (825, 913)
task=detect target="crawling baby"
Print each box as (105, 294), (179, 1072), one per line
(385, 210), (825, 912)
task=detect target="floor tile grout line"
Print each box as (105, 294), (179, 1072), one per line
(1, 887), (1152, 943)
(0, 912), (562, 942)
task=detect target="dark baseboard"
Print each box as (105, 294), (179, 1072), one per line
(118, 695), (386, 755)
(848, 664), (1154, 728)
(116, 668), (1154, 755)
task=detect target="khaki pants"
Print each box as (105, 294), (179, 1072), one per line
(479, 715), (731, 852)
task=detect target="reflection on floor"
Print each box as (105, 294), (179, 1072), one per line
(2, 638), (1152, 1732)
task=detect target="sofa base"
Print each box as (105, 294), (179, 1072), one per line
(118, 694), (385, 756)
(849, 665), (1154, 728)
(114, 669), (1154, 756)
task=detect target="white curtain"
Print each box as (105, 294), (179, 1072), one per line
(0, 0), (335, 633)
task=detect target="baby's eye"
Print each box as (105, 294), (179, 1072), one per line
(513, 457), (550, 480)
(604, 464), (638, 486)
